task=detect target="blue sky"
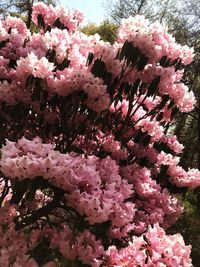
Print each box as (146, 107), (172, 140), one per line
(60, 0), (106, 25)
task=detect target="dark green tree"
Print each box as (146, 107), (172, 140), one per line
(81, 20), (117, 44)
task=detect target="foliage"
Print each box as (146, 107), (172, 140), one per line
(0, 2), (200, 266)
(167, 190), (200, 267)
(82, 20), (117, 44)
(103, 0), (179, 24)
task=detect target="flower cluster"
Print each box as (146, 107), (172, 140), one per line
(118, 15), (194, 64)
(106, 224), (192, 266)
(1, 137), (135, 226)
(32, 2), (84, 31)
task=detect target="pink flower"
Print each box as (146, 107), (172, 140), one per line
(106, 224), (192, 266)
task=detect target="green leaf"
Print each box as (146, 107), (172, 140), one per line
(37, 14), (45, 29)
(53, 18), (68, 30)
(175, 59), (183, 71)
(0, 39), (8, 49)
(57, 58), (70, 71)
(32, 78), (42, 101)
(26, 75), (34, 88)
(131, 79), (140, 96)
(137, 54), (148, 71)
(8, 27), (12, 34)
(127, 45), (139, 66)
(118, 41), (140, 66)
(8, 59), (17, 69)
(23, 37), (29, 48)
(86, 52), (94, 66)
(167, 99), (175, 109)
(156, 112), (163, 121)
(48, 49), (56, 63)
(143, 134), (151, 146)
(91, 58), (106, 77)
(156, 95), (170, 110)
(118, 40), (131, 60)
(157, 165), (169, 184)
(103, 71), (112, 85)
(147, 76), (160, 96)
(159, 55), (168, 67)
(134, 130), (145, 143)
(170, 106), (179, 118)
(165, 58), (171, 67)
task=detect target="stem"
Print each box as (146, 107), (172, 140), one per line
(26, 0), (34, 29)
(15, 187), (65, 230)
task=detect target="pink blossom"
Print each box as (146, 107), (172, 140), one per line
(106, 224), (192, 266)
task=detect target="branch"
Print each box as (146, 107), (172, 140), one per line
(15, 187), (65, 230)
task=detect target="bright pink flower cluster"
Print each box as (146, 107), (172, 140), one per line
(106, 224), (192, 266)
(1, 137), (135, 226)
(118, 15), (194, 64)
(160, 135), (184, 154)
(32, 2), (84, 31)
(120, 163), (183, 229)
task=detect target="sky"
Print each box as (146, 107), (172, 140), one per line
(60, 0), (106, 25)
